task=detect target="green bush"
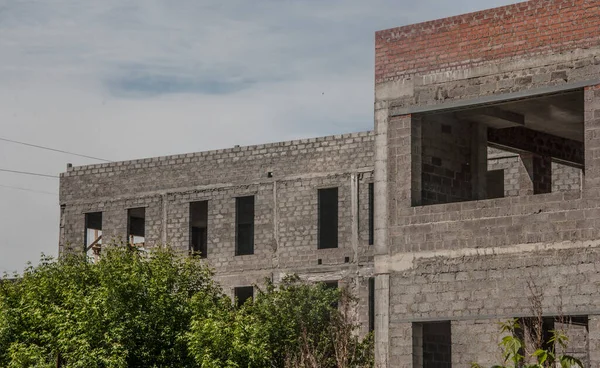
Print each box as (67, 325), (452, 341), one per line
(0, 245), (373, 368)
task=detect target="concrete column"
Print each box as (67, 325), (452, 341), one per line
(272, 181), (279, 267)
(351, 173), (359, 259)
(411, 116), (422, 206)
(533, 155), (552, 194)
(588, 315), (600, 366)
(584, 85), (600, 197)
(519, 153), (552, 195)
(518, 153), (535, 196)
(412, 323), (423, 368)
(375, 274), (390, 367)
(161, 193), (168, 245)
(374, 105), (390, 258)
(471, 122), (488, 200)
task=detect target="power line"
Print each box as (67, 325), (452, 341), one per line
(0, 137), (112, 162)
(0, 168), (58, 178)
(0, 184), (57, 196)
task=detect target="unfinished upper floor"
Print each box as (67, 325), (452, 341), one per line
(59, 132), (375, 274)
(374, 0), (600, 257)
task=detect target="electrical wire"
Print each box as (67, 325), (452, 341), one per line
(0, 168), (59, 178)
(0, 184), (57, 196)
(0, 137), (112, 162)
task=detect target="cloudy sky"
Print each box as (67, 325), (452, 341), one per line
(0, 0), (519, 274)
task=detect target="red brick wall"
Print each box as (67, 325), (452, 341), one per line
(375, 0), (600, 83)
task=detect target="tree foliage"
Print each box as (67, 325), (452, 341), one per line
(0, 246), (373, 367)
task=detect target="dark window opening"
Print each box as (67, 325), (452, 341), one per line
(84, 212), (103, 260)
(413, 321), (451, 368)
(127, 207), (146, 247)
(368, 183), (374, 245)
(189, 201), (208, 258)
(323, 280), (338, 289)
(236, 196), (254, 256)
(234, 286), (254, 307)
(486, 169), (505, 199)
(368, 277), (375, 332)
(318, 188), (338, 249)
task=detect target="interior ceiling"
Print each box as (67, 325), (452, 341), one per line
(455, 90), (584, 142)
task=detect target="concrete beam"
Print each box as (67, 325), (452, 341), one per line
(488, 127), (584, 165)
(457, 107), (525, 128)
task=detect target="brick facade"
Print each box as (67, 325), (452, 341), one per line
(375, 0), (600, 84)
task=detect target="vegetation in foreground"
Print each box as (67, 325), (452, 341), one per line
(0, 245), (373, 368)
(472, 319), (583, 368)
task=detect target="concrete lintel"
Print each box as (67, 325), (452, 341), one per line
(391, 78), (600, 117)
(394, 310), (600, 324)
(376, 239), (600, 274)
(457, 106), (525, 127)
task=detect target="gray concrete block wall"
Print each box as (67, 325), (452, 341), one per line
(389, 246), (600, 321)
(376, 11), (600, 364)
(59, 131), (376, 338)
(421, 115), (474, 205)
(60, 132), (374, 201)
(388, 322), (413, 368)
(488, 147), (582, 197)
(451, 319), (505, 367)
(166, 184), (277, 273)
(276, 174), (353, 268)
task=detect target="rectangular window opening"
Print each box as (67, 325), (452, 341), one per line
(84, 212), (103, 260)
(189, 201), (208, 258)
(413, 89), (584, 207)
(236, 196), (254, 256)
(368, 277), (375, 332)
(234, 286), (254, 307)
(318, 187), (338, 249)
(368, 183), (374, 245)
(412, 321), (451, 368)
(127, 207), (146, 247)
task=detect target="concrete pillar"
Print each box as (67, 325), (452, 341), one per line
(519, 154), (552, 195)
(272, 181), (279, 267)
(533, 155), (552, 194)
(584, 85), (600, 197)
(374, 105), (389, 258)
(375, 274), (390, 367)
(411, 116), (422, 206)
(412, 323), (423, 367)
(471, 122), (488, 200)
(351, 173), (359, 259)
(161, 193), (168, 245)
(518, 153), (535, 196)
(588, 315), (600, 366)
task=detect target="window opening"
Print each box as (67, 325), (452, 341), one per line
(190, 201), (208, 258)
(318, 188), (338, 249)
(236, 196), (254, 255)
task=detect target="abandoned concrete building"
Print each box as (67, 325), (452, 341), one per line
(59, 0), (600, 366)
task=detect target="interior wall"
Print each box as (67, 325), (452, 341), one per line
(421, 115), (474, 205)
